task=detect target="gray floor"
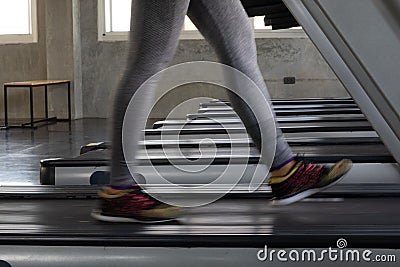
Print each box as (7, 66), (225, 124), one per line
(0, 119), (108, 185)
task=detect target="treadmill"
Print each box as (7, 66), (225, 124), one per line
(40, 98), (400, 197)
(2, 1), (400, 265)
(0, 196), (399, 266)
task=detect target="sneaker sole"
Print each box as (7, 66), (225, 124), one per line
(271, 168), (351, 206)
(91, 209), (180, 224)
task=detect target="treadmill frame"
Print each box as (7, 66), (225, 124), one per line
(283, 0), (400, 163)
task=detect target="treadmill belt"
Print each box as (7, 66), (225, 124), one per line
(188, 108), (363, 119)
(160, 121), (372, 130)
(154, 116), (368, 128)
(198, 104), (359, 112)
(0, 198), (399, 248)
(145, 124), (374, 135)
(42, 142), (394, 166)
(201, 99), (356, 107)
(137, 144), (389, 158)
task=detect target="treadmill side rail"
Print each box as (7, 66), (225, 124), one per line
(283, 0), (400, 163)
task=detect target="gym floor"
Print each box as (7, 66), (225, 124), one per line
(0, 119), (108, 185)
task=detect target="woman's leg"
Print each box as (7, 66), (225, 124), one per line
(187, 0), (294, 169)
(187, 0), (352, 205)
(91, 0), (189, 222)
(111, 0), (190, 187)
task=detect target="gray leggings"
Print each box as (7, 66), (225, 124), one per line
(111, 0), (294, 187)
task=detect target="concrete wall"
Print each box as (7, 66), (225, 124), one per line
(0, 0), (81, 121)
(1, 0), (348, 121)
(79, 0), (348, 120)
(79, 0), (128, 119)
(45, 0), (76, 120)
(0, 0), (47, 120)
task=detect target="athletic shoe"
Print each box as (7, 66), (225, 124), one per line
(91, 185), (182, 223)
(269, 158), (352, 205)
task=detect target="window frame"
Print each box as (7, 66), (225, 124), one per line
(98, 0), (128, 41)
(98, 0), (307, 42)
(0, 0), (38, 45)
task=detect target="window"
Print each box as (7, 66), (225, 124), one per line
(103, 0), (131, 33)
(0, 0), (37, 44)
(252, 16), (304, 38)
(98, 0), (305, 41)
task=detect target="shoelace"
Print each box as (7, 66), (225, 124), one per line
(271, 160), (326, 197)
(295, 154), (329, 175)
(293, 162), (325, 189)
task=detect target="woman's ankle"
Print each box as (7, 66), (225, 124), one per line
(110, 184), (138, 191)
(271, 160), (297, 177)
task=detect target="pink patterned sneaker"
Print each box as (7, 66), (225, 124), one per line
(269, 158), (353, 206)
(91, 185), (182, 223)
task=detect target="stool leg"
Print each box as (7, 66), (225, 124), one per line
(30, 86), (34, 127)
(4, 86), (8, 128)
(44, 85), (48, 119)
(67, 82), (71, 121)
